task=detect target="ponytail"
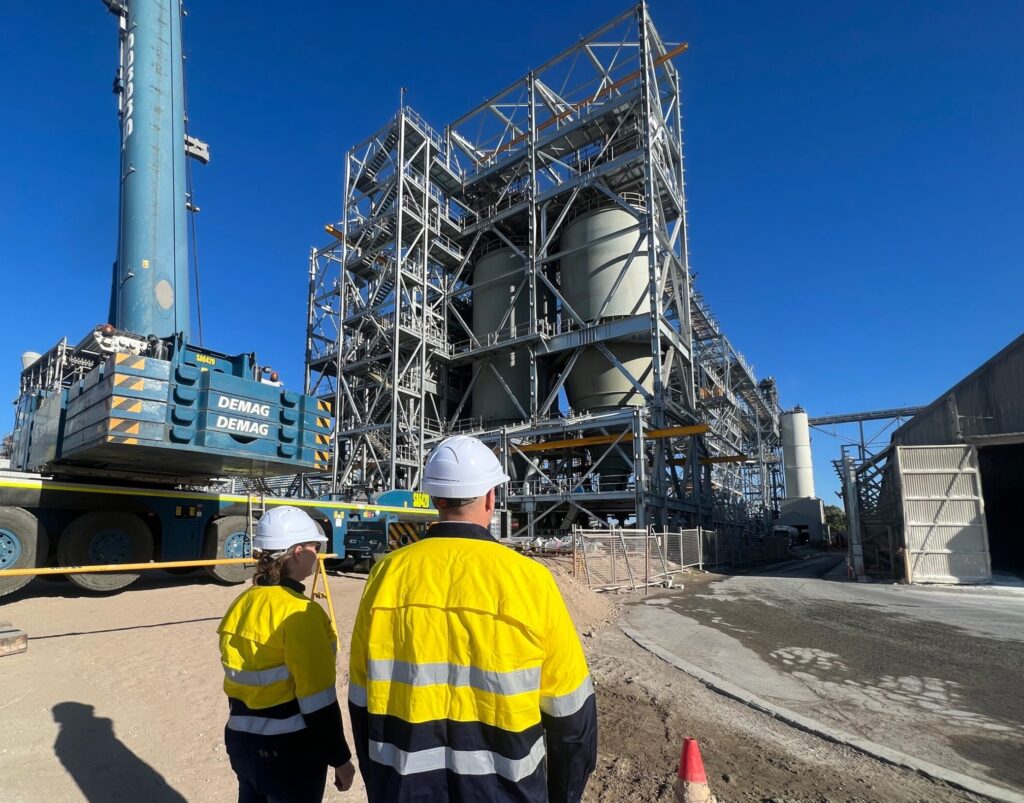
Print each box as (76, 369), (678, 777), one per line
(252, 550), (290, 585)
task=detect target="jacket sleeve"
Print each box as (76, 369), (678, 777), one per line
(347, 565), (377, 779)
(283, 605), (352, 768)
(539, 574), (598, 803)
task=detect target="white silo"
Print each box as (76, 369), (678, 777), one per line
(781, 407), (815, 498)
(558, 201), (653, 490)
(559, 203), (653, 411)
(470, 244), (550, 422)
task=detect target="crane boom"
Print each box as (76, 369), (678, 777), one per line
(109, 0), (190, 340)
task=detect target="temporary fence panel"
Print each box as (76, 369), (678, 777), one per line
(573, 528), (703, 591)
(648, 528), (704, 584)
(681, 529), (703, 569)
(895, 445), (991, 584)
(573, 528), (647, 591)
(572, 526), (792, 588)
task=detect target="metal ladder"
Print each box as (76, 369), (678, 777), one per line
(246, 492), (267, 548)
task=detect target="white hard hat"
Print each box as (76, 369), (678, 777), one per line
(422, 435), (510, 499)
(252, 506), (327, 552)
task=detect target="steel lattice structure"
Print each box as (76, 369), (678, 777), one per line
(306, 3), (783, 532)
(306, 109), (463, 495)
(691, 291), (782, 533)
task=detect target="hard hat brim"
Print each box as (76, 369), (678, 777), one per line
(421, 472), (510, 499)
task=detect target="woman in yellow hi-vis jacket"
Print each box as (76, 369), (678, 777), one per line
(219, 506), (355, 802)
(349, 436), (598, 802)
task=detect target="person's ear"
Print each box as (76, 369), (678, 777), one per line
(486, 488), (496, 513)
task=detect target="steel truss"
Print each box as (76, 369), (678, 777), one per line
(306, 3), (781, 531)
(691, 291), (782, 533)
(806, 407), (923, 484)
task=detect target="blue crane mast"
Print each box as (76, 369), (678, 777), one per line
(9, 0), (331, 483)
(0, 0), (358, 596)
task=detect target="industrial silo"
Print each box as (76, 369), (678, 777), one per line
(781, 407), (815, 498)
(559, 201), (654, 490)
(559, 202), (653, 411)
(471, 245), (537, 422)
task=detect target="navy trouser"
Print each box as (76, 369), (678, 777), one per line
(226, 728), (328, 803)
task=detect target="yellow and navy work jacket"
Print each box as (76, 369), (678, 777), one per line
(218, 577), (351, 767)
(349, 521), (598, 802)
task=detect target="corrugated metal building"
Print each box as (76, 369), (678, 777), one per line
(891, 334), (1024, 448)
(852, 334), (1024, 583)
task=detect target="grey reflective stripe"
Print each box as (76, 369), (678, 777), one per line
(540, 675), (594, 717)
(348, 683), (367, 707)
(367, 660), (540, 696)
(297, 687), (337, 714)
(369, 735), (545, 781)
(227, 714), (306, 735)
(223, 663), (291, 686)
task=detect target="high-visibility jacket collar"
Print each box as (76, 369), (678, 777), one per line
(253, 576), (305, 594)
(422, 521), (495, 542)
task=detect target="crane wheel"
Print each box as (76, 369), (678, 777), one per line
(57, 512), (154, 593)
(203, 516), (254, 585)
(0, 507), (50, 597)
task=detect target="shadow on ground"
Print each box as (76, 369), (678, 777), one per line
(53, 702), (187, 803)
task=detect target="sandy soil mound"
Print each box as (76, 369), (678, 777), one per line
(545, 561), (619, 634)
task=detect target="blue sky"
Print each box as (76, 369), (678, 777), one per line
(1, 1), (1021, 501)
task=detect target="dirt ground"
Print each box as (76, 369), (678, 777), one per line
(0, 569), (988, 803)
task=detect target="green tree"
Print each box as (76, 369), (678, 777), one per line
(824, 504), (847, 534)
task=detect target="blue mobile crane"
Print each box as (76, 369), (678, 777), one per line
(0, 0), (434, 596)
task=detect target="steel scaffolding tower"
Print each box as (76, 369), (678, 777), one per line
(306, 109), (466, 497)
(306, 3), (783, 530)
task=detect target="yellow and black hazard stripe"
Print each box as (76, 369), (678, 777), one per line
(110, 395), (144, 414)
(387, 522), (420, 550)
(316, 416), (331, 430)
(314, 449), (330, 470)
(114, 354), (147, 370)
(113, 375), (146, 392)
(107, 418), (142, 435)
(105, 435), (139, 445)
(316, 398), (333, 414)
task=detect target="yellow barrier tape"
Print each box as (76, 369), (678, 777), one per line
(0, 554), (338, 578)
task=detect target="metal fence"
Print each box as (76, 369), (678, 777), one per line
(572, 527), (704, 591)
(568, 526), (792, 591)
(700, 530), (789, 567)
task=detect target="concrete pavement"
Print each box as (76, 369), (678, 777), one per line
(624, 550), (1024, 795)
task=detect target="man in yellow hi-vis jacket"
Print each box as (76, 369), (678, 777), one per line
(349, 435), (597, 802)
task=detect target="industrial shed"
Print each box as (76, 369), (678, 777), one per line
(850, 333), (1024, 583)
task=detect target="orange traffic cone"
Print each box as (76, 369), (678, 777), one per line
(674, 737), (715, 803)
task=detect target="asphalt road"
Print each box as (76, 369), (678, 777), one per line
(625, 550), (1024, 793)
